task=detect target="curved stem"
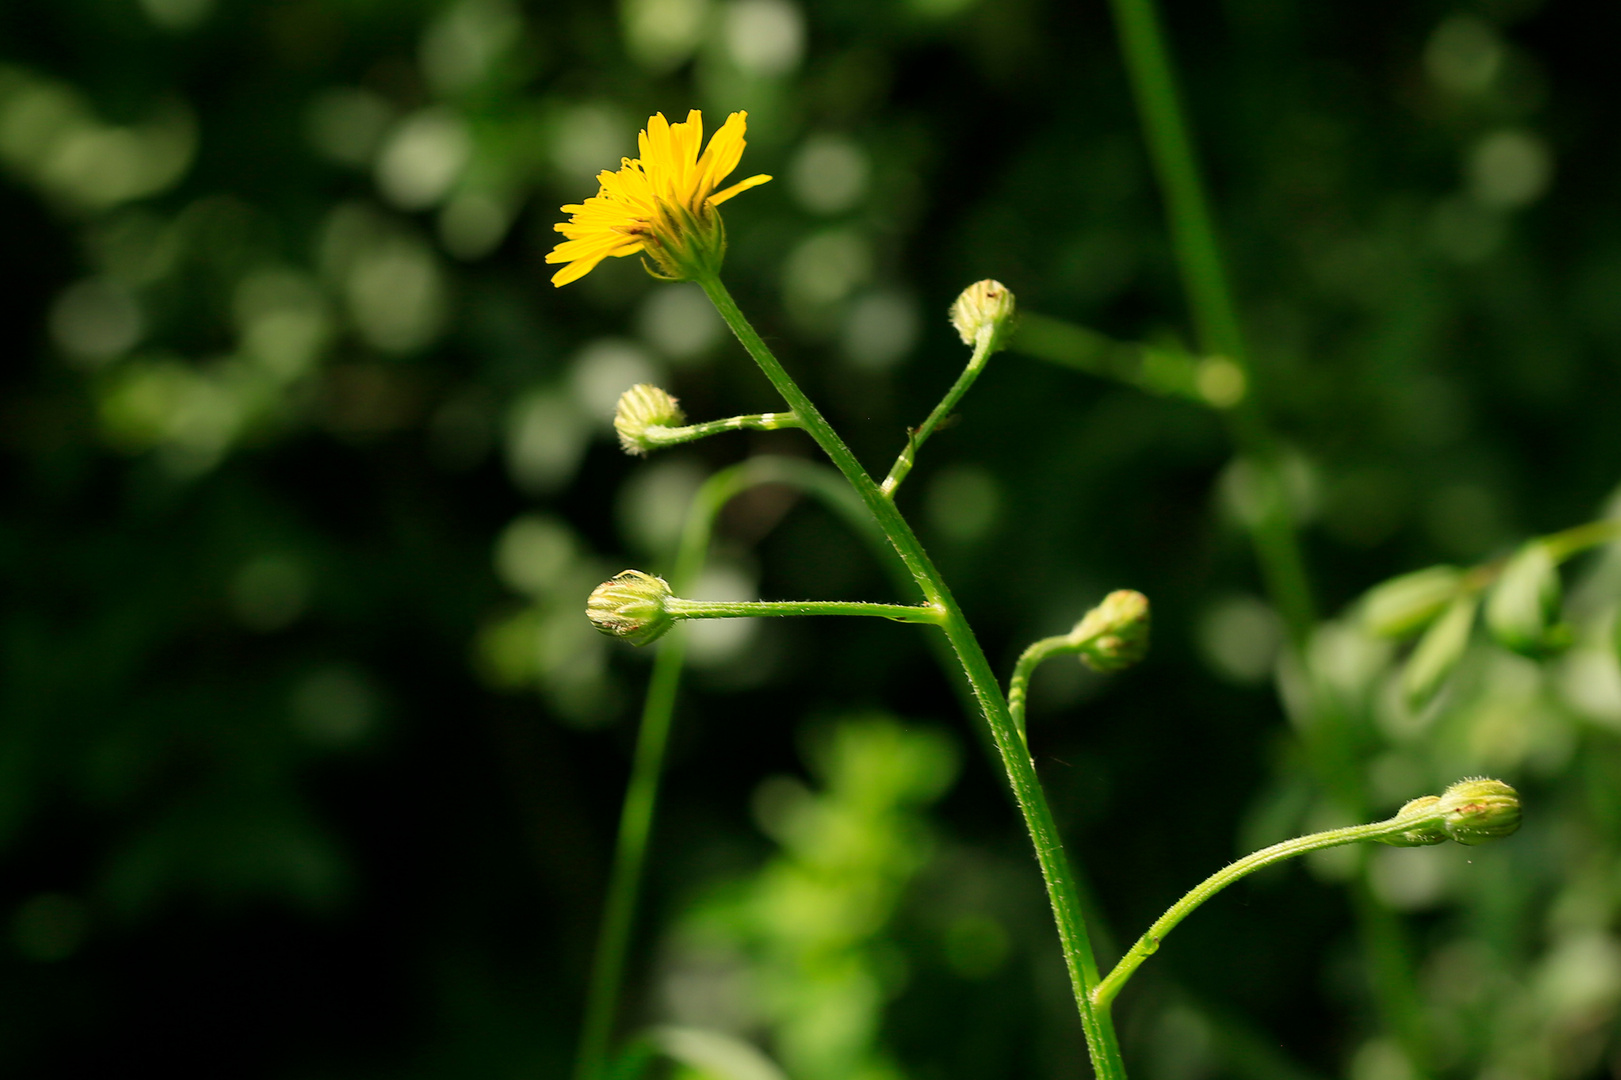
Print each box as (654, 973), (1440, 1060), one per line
(573, 456), (914, 1080)
(698, 275), (1127, 1080)
(1007, 635), (1074, 738)
(1093, 816), (1423, 1009)
(665, 597), (944, 624)
(881, 333), (996, 497)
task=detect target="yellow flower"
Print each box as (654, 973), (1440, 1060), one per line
(546, 110), (772, 287)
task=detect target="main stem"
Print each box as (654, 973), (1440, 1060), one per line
(699, 275), (1127, 1080)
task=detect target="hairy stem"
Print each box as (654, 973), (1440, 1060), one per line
(666, 597), (944, 623)
(699, 274), (1127, 1080)
(881, 331), (997, 497)
(639, 411), (801, 449)
(1007, 634), (1074, 738)
(1093, 816), (1422, 1008)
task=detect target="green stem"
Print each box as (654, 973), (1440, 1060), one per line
(1007, 634), (1076, 738)
(698, 274), (1127, 1080)
(1103, 2), (1444, 1069)
(666, 596), (944, 624)
(881, 332), (997, 497)
(1093, 815), (1429, 1009)
(574, 616), (687, 1080)
(575, 455), (904, 1080)
(640, 411), (802, 449)
(1106, 0), (1315, 644)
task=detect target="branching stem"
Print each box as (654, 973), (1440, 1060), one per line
(698, 274), (1127, 1080)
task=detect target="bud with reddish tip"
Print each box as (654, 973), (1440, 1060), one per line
(1438, 777), (1521, 845)
(587, 570), (675, 645)
(1072, 589), (1150, 672)
(949, 279), (1016, 351)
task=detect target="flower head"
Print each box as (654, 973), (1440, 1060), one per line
(547, 110), (772, 287)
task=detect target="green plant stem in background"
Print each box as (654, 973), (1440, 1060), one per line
(698, 274), (1128, 1080)
(1093, 815), (1440, 1009)
(638, 411), (802, 450)
(1105, 0), (1314, 644)
(881, 330), (997, 496)
(575, 456), (925, 1080)
(1102, 0), (1440, 1069)
(665, 597), (944, 624)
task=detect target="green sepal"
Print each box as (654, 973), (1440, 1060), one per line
(1485, 542), (1569, 657)
(1361, 565), (1464, 639)
(1402, 591), (1478, 709)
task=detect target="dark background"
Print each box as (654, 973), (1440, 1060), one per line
(3, 0), (1620, 1077)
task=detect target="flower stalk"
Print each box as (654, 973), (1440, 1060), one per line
(1091, 779), (1521, 1009)
(881, 280), (1014, 498)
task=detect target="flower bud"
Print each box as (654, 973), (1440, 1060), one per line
(614, 384), (686, 455)
(1438, 777), (1521, 845)
(1361, 565), (1464, 640)
(949, 279), (1016, 350)
(587, 570), (675, 645)
(1485, 542), (1569, 657)
(1072, 589), (1150, 672)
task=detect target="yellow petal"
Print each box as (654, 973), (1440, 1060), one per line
(696, 112), (748, 196)
(708, 173), (771, 206)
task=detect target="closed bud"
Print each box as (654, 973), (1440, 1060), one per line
(1072, 590), (1150, 672)
(1485, 542), (1569, 657)
(587, 570), (675, 645)
(614, 384), (686, 455)
(949, 279), (1016, 350)
(1401, 592), (1478, 708)
(1438, 777), (1521, 845)
(1362, 565), (1464, 639)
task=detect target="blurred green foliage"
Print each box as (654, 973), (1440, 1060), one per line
(3, 0), (1621, 1078)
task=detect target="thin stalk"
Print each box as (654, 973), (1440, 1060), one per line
(574, 455), (919, 1080)
(574, 618), (688, 1080)
(698, 274), (1127, 1080)
(666, 597), (944, 624)
(1093, 815), (1433, 1009)
(639, 411), (801, 450)
(1007, 634), (1075, 738)
(881, 331), (997, 497)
